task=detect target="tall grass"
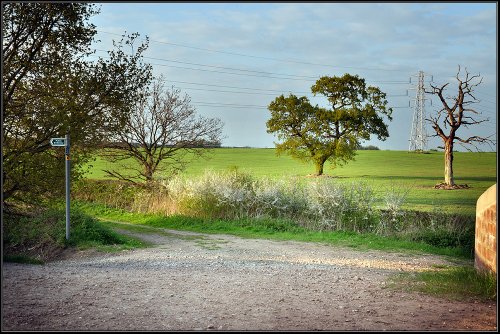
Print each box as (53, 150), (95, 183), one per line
(391, 265), (497, 301)
(74, 170), (475, 254)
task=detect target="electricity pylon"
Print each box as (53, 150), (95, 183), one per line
(408, 71), (429, 152)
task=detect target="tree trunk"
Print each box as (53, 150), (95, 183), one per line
(314, 157), (326, 176)
(144, 164), (154, 182)
(444, 140), (454, 186)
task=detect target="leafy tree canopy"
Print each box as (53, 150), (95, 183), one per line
(267, 74), (392, 175)
(2, 2), (152, 203)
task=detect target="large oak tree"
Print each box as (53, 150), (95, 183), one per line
(267, 74), (392, 175)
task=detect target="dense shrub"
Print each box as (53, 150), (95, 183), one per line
(73, 179), (142, 210)
(357, 145), (380, 150)
(3, 207), (134, 262)
(163, 171), (374, 231)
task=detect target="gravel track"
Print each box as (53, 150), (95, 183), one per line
(2, 225), (497, 331)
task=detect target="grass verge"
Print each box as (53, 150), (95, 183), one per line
(75, 201), (472, 259)
(389, 265), (497, 301)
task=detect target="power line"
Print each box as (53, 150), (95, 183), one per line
(192, 101), (268, 108)
(95, 49), (322, 80)
(177, 86), (290, 96)
(193, 104), (265, 109)
(150, 61), (319, 81)
(167, 80), (407, 97)
(89, 53), (409, 84)
(427, 104), (495, 115)
(89, 53), (317, 81)
(93, 50), (410, 84)
(173, 84), (407, 98)
(193, 102), (267, 109)
(145, 54), (410, 84)
(96, 30), (413, 73)
(165, 79), (312, 94)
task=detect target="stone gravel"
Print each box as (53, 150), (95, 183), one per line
(2, 225), (497, 331)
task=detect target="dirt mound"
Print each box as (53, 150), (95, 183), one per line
(434, 182), (471, 190)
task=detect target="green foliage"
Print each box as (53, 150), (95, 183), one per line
(3, 206), (145, 263)
(267, 74), (392, 175)
(408, 219), (475, 252)
(73, 179), (142, 210)
(2, 2), (152, 203)
(358, 145), (380, 150)
(391, 266), (496, 301)
(411, 229), (473, 249)
(3, 255), (45, 265)
(3, 209), (67, 257)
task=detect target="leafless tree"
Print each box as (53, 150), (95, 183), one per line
(102, 76), (224, 183)
(425, 65), (495, 188)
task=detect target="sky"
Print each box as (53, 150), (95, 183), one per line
(89, 2), (497, 151)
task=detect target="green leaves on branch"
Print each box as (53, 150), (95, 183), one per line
(2, 3), (152, 202)
(267, 74), (393, 175)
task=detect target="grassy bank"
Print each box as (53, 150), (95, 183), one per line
(3, 206), (148, 264)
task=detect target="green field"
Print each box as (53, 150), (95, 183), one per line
(84, 148), (496, 215)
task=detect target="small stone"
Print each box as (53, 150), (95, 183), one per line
(207, 324), (215, 329)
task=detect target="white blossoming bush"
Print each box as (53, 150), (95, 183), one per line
(306, 180), (348, 230)
(162, 170), (379, 232)
(377, 183), (411, 234)
(305, 180), (377, 232)
(165, 170), (255, 219)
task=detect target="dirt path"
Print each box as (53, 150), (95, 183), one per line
(2, 224), (497, 331)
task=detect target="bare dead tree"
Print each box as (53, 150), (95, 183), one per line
(425, 65), (495, 188)
(102, 76), (224, 183)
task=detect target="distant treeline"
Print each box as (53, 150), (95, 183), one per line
(103, 143), (383, 150)
(105, 140), (222, 149)
(357, 145), (380, 150)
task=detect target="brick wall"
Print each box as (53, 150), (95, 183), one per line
(475, 184), (497, 274)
